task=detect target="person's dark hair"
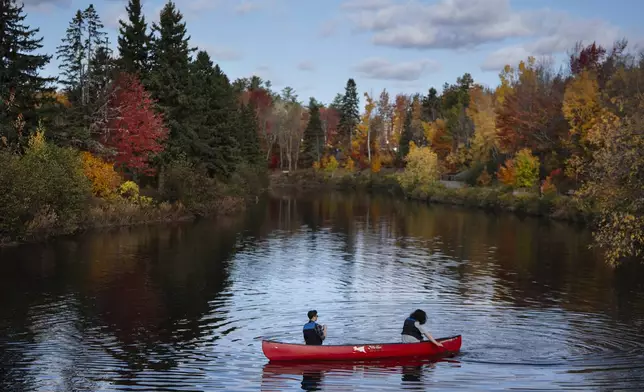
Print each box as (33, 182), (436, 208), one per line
(307, 310), (318, 320)
(410, 309), (427, 324)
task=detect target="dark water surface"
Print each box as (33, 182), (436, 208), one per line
(2, 192), (644, 391)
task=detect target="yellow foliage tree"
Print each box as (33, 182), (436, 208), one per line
(391, 94), (409, 146)
(344, 157), (355, 172)
(563, 70), (602, 145)
(514, 148), (540, 188)
(354, 92), (376, 162)
(81, 152), (121, 198)
(397, 142), (440, 192)
(371, 155), (381, 173)
(495, 64), (516, 106)
(324, 155), (339, 173)
(575, 95), (643, 266)
(467, 86), (499, 163)
(424, 118), (451, 160)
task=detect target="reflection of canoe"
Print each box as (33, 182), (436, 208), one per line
(262, 357), (456, 376)
(262, 335), (461, 362)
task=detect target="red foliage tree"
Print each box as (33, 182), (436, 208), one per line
(320, 106), (340, 147)
(103, 73), (167, 176)
(569, 42), (606, 75)
(496, 75), (568, 155)
(243, 87), (274, 159)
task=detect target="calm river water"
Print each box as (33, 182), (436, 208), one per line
(1, 192), (643, 391)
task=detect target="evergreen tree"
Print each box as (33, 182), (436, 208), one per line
(57, 5), (107, 106)
(237, 102), (263, 167)
(148, 0), (196, 161)
(188, 51), (239, 177)
(338, 78), (359, 150)
(83, 5), (105, 64)
(422, 87), (440, 122)
(82, 4), (106, 104)
(329, 93), (343, 110)
(399, 106), (413, 159)
(301, 97), (324, 168)
(0, 0), (56, 144)
(117, 0), (151, 75)
(88, 40), (114, 96)
(56, 10), (85, 103)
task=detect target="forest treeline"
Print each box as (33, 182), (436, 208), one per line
(0, 0), (641, 265)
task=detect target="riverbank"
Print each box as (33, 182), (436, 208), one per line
(0, 134), (268, 248)
(269, 170), (594, 224)
(0, 194), (248, 248)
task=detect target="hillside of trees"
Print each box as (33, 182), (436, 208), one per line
(1, 0), (641, 265)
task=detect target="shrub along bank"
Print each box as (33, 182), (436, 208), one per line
(0, 132), (266, 246)
(269, 169), (593, 224)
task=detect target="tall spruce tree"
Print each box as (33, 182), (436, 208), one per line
(88, 40), (114, 96)
(57, 5), (107, 105)
(148, 1), (196, 161)
(189, 51), (239, 177)
(0, 0), (56, 144)
(301, 97), (324, 168)
(237, 102), (263, 167)
(56, 10), (85, 103)
(117, 0), (151, 75)
(338, 78), (359, 151)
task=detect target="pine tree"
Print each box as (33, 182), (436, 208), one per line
(56, 10), (85, 103)
(301, 97), (324, 168)
(329, 93), (343, 110)
(148, 1), (196, 161)
(0, 0), (56, 144)
(117, 0), (151, 75)
(188, 51), (239, 177)
(422, 87), (440, 122)
(82, 4), (106, 104)
(57, 5), (107, 106)
(88, 40), (114, 96)
(338, 78), (359, 151)
(237, 102), (263, 167)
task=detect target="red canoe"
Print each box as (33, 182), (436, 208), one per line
(262, 335), (461, 362)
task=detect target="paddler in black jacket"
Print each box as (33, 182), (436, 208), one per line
(303, 310), (327, 345)
(401, 309), (443, 347)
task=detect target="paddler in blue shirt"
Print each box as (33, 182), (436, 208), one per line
(303, 310), (327, 345)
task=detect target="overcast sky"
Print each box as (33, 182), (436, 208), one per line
(21, 0), (644, 104)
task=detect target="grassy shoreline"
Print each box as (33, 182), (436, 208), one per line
(0, 195), (248, 248)
(269, 169), (594, 224)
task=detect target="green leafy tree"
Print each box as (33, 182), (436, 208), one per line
(513, 148), (540, 188)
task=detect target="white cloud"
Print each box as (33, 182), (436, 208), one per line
(338, 0), (631, 64)
(353, 57), (440, 81)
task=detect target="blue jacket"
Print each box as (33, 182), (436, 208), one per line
(303, 321), (324, 345)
